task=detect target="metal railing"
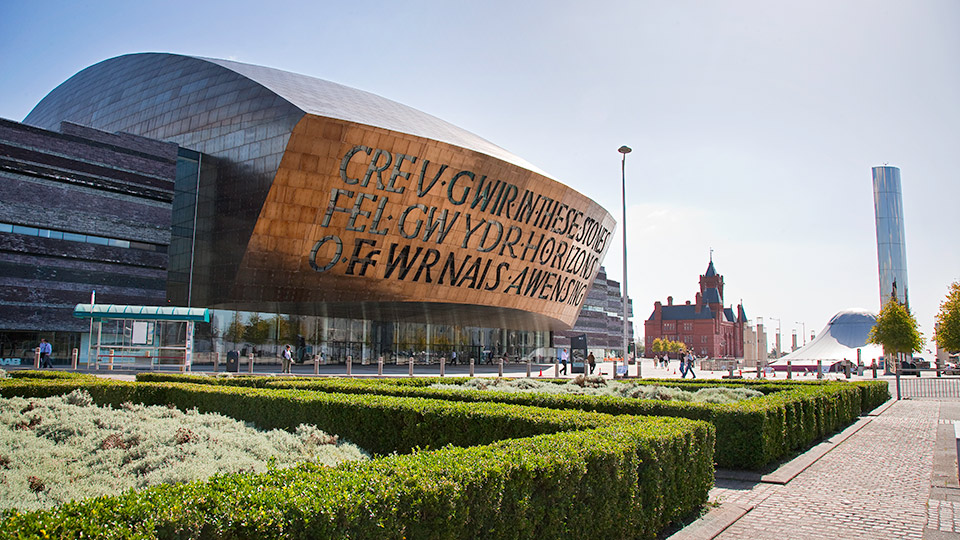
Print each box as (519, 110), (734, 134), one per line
(895, 367), (960, 400)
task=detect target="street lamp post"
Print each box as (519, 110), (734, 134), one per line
(795, 321), (806, 346)
(618, 145), (632, 378)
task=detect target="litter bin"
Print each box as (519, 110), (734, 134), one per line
(226, 350), (240, 373)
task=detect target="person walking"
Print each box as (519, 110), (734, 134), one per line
(685, 351), (697, 379)
(559, 348), (568, 375)
(588, 352), (596, 374)
(679, 351), (688, 378)
(281, 344), (293, 374)
(39, 338), (53, 368)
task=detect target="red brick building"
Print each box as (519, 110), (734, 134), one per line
(644, 259), (746, 358)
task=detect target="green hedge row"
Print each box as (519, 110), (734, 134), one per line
(142, 374), (887, 470)
(0, 377), (714, 539)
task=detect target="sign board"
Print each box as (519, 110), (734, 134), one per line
(571, 333), (587, 374)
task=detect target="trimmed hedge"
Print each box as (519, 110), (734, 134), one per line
(0, 377), (713, 539)
(139, 374), (889, 470)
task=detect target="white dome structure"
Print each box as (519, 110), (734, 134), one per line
(773, 309), (884, 368)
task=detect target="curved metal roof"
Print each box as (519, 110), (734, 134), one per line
(27, 52), (552, 179)
(197, 56), (550, 177)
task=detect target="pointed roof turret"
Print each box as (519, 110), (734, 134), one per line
(704, 260), (717, 277)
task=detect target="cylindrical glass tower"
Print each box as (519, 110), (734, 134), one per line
(872, 166), (908, 306)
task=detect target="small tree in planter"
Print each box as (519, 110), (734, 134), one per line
(868, 296), (924, 373)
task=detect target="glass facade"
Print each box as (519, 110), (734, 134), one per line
(200, 309), (549, 364)
(872, 166), (909, 305)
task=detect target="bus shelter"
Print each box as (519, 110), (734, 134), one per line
(73, 304), (210, 371)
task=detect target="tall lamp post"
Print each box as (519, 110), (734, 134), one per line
(795, 321), (806, 346)
(618, 145), (632, 377)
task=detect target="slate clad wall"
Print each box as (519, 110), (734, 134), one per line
(0, 118), (176, 332)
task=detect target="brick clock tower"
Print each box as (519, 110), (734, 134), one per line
(644, 257), (746, 358)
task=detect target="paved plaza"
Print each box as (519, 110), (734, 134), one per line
(673, 390), (960, 540)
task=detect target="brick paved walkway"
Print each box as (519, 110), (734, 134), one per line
(702, 399), (952, 540)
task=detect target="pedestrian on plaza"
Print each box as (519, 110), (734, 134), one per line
(38, 338), (53, 368)
(451, 350), (457, 365)
(588, 352), (596, 374)
(679, 351), (688, 377)
(686, 351), (697, 379)
(560, 348), (568, 375)
(281, 344), (293, 374)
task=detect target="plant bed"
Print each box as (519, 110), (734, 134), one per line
(252, 375), (889, 470)
(0, 374), (714, 539)
(0, 390), (368, 512)
(431, 375), (765, 403)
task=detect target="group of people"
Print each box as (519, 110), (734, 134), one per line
(653, 351), (697, 378)
(557, 348), (597, 375)
(38, 338), (53, 368)
(654, 353), (671, 368)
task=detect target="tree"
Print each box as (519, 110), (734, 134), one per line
(868, 296), (924, 356)
(225, 312), (245, 346)
(935, 281), (960, 353)
(244, 314), (272, 350)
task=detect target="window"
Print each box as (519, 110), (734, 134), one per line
(0, 222), (156, 252)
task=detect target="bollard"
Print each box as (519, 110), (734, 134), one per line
(109, 349), (115, 371)
(314, 355), (319, 376)
(817, 359), (823, 379)
(248, 353), (254, 374)
(555, 359), (560, 378)
(756, 362), (761, 378)
(787, 360), (792, 380)
(498, 357), (504, 377)
(845, 363), (851, 379)
(378, 356), (384, 377)
(469, 357), (475, 377)
(526, 358), (531, 378)
(873, 362), (877, 379)
(34, 347), (40, 369)
(440, 356), (446, 377)
(213, 352), (219, 373)
(71, 348), (78, 370)
(728, 365), (734, 378)
(409, 356), (414, 377)
(347, 355), (352, 377)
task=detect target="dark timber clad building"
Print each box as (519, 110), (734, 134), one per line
(0, 119), (178, 363)
(2, 52), (629, 365)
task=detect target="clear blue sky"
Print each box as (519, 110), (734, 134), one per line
(2, 0), (957, 353)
